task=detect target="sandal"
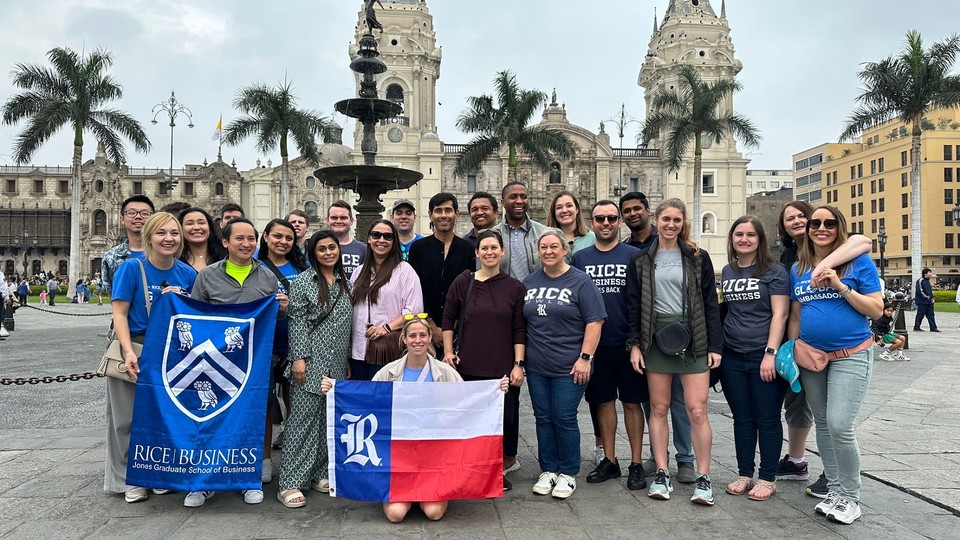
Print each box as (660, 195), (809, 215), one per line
(311, 479), (330, 493)
(277, 489), (307, 508)
(747, 479), (776, 501)
(724, 476), (753, 496)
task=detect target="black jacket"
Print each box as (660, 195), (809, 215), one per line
(408, 234), (476, 325)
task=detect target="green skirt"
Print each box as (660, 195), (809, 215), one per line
(644, 314), (708, 374)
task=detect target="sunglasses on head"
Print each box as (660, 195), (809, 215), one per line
(808, 218), (839, 230)
(369, 231), (395, 241)
(404, 312), (428, 321)
(593, 215), (620, 224)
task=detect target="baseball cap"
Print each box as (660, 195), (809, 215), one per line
(392, 198), (415, 213)
(776, 340), (802, 393)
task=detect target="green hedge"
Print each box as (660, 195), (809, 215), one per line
(934, 290), (958, 303)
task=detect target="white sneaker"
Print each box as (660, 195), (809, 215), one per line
(897, 351), (910, 361)
(880, 351), (894, 362)
(261, 458), (273, 483)
(815, 491), (840, 515)
(243, 489), (264, 504)
(124, 487), (148, 503)
(503, 457), (521, 474)
(532, 472), (558, 495)
(594, 446), (604, 465)
(184, 491), (215, 507)
(551, 474), (576, 499)
(826, 497), (862, 524)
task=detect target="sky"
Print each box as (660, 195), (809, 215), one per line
(0, 0), (958, 172)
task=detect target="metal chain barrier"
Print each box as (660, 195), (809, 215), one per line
(16, 303), (112, 317)
(0, 372), (102, 385)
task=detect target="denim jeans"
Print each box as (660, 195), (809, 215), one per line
(800, 348), (873, 502)
(348, 359), (381, 381)
(642, 375), (694, 463)
(720, 347), (787, 481)
(526, 371), (587, 476)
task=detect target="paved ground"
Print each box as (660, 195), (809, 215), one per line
(0, 302), (958, 539)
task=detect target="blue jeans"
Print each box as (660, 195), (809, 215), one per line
(800, 348), (873, 502)
(642, 375), (694, 463)
(526, 371), (587, 476)
(720, 347), (787, 481)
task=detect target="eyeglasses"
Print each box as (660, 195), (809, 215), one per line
(368, 231), (395, 241)
(403, 312), (428, 321)
(122, 210), (153, 218)
(808, 219), (839, 230)
(593, 215), (620, 224)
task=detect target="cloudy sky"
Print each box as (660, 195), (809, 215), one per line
(0, 0), (957, 172)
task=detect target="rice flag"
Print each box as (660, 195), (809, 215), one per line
(126, 293), (278, 491)
(211, 115), (222, 141)
(327, 379), (504, 502)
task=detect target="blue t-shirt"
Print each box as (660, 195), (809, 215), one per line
(399, 234), (424, 261)
(271, 261), (302, 354)
(523, 267), (607, 377)
(572, 243), (640, 349)
(112, 258), (197, 336)
(721, 262), (789, 352)
(790, 253), (881, 351)
(340, 240), (366, 280)
(402, 365), (434, 382)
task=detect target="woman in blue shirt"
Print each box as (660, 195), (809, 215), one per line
(788, 206), (883, 524)
(105, 212), (197, 504)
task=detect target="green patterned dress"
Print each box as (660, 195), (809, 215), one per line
(278, 269), (352, 491)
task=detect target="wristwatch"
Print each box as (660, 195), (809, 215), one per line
(764, 347), (777, 356)
(514, 360), (524, 368)
(580, 352), (593, 362)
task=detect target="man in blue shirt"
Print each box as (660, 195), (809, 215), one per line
(390, 198), (422, 261)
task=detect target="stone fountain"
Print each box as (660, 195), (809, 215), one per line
(314, 19), (423, 237)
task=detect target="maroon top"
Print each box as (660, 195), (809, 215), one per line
(442, 270), (527, 378)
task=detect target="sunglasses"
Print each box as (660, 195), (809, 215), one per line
(368, 231), (395, 241)
(808, 219), (839, 230)
(593, 215), (620, 224)
(403, 312), (429, 321)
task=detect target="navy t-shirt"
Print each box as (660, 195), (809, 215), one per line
(272, 261), (301, 354)
(340, 240), (366, 280)
(720, 262), (789, 352)
(112, 258), (197, 335)
(572, 243), (640, 349)
(522, 267), (607, 377)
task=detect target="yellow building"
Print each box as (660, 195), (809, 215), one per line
(800, 108), (960, 287)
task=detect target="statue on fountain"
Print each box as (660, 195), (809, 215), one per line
(364, 0), (385, 32)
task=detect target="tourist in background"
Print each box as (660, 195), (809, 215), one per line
(719, 216), (789, 501)
(788, 205), (883, 524)
(277, 230), (352, 508)
(913, 268), (939, 332)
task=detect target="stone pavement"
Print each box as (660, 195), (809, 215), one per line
(0, 302), (958, 539)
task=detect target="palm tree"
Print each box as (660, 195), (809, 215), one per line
(222, 81), (334, 216)
(641, 65), (760, 243)
(2, 47), (150, 296)
(840, 30), (960, 284)
(454, 70), (574, 181)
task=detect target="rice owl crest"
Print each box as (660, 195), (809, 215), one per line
(162, 314), (256, 422)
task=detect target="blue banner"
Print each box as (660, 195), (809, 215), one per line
(126, 293), (278, 491)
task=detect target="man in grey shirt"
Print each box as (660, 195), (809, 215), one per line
(495, 181), (547, 281)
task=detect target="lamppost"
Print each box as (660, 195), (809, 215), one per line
(600, 104), (641, 196)
(12, 229), (38, 279)
(877, 225), (887, 285)
(151, 91), (194, 191)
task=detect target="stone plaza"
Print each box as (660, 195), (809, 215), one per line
(0, 303), (957, 539)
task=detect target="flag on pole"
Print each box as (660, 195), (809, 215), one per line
(211, 115), (222, 141)
(327, 379), (504, 502)
(126, 293), (278, 492)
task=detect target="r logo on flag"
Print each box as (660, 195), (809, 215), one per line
(162, 314), (256, 423)
(340, 413), (382, 466)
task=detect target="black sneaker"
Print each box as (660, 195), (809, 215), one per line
(775, 454), (809, 481)
(503, 476), (513, 492)
(805, 472), (829, 498)
(627, 463), (646, 490)
(913, 328), (924, 332)
(586, 457), (622, 483)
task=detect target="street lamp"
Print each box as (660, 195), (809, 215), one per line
(600, 104), (642, 196)
(12, 230), (38, 280)
(151, 91), (194, 191)
(953, 203), (960, 224)
(877, 225), (887, 285)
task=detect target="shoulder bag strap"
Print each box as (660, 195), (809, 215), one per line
(260, 258), (291, 293)
(454, 273), (475, 354)
(136, 259), (152, 317)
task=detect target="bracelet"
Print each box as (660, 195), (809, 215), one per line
(839, 286), (852, 297)
(383, 324), (391, 332)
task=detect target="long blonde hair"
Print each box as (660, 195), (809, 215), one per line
(796, 205), (851, 277)
(655, 198), (699, 253)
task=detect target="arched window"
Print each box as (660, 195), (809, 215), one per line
(305, 176), (317, 189)
(95, 179), (104, 193)
(215, 182), (224, 196)
(32, 260), (42, 276)
(3, 260), (12, 276)
(93, 210), (107, 236)
(58, 260), (68, 276)
(386, 83), (404, 104)
(304, 201), (318, 221)
(701, 213), (717, 235)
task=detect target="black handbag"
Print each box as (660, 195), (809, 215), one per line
(654, 260), (692, 357)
